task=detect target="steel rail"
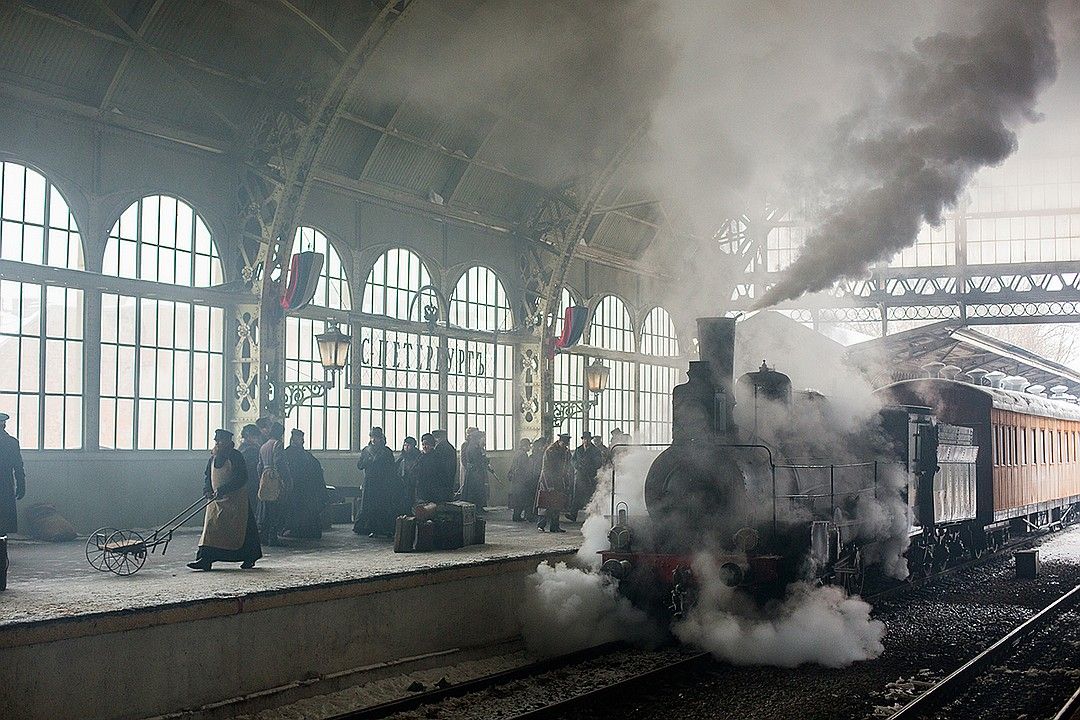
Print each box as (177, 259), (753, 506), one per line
(502, 652), (711, 720)
(1053, 684), (1080, 720)
(324, 642), (627, 720)
(887, 582), (1080, 719)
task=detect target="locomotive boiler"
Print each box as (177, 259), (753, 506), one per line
(599, 317), (876, 614)
(599, 315), (1080, 618)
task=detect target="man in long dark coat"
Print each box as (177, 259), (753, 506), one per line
(397, 436), (422, 512)
(188, 429), (262, 570)
(238, 424), (262, 511)
(283, 429), (326, 539)
(432, 429), (459, 497)
(537, 433), (572, 533)
(415, 432), (453, 503)
(460, 430), (491, 511)
(507, 438), (533, 521)
(569, 431), (603, 522)
(354, 426), (398, 537)
(0, 413), (25, 535)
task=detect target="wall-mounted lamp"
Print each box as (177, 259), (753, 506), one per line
(279, 321), (351, 417)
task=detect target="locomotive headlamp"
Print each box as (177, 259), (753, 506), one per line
(585, 359), (610, 395)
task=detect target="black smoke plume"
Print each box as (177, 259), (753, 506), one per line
(756, 0), (1058, 308)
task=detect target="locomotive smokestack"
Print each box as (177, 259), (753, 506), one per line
(696, 316), (737, 433)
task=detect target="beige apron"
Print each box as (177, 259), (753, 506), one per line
(199, 457), (249, 550)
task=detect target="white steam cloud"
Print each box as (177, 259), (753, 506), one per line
(674, 556), (885, 668)
(519, 561), (660, 658)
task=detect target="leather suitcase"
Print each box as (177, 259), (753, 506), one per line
(394, 515), (416, 553)
(433, 518), (465, 550)
(415, 520), (435, 552)
(471, 518), (486, 545)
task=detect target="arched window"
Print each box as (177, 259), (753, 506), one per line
(362, 247), (432, 321)
(640, 307), (680, 357)
(639, 307), (681, 443)
(552, 288), (584, 440)
(587, 296), (636, 442)
(358, 248), (439, 444)
(99, 195), (224, 450)
(284, 227), (352, 450)
(0, 161), (84, 448)
(447, 267), (514, 449)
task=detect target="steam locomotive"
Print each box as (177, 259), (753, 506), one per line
(598, 317), (1080, 616)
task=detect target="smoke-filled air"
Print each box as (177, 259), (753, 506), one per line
(407, 0), (1075, 669)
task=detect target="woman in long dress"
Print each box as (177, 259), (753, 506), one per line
(188, 429), (263, 570)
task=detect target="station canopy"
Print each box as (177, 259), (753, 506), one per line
(846, 321), (1080, 397)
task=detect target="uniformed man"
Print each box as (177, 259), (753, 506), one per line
(568, 431), (603, 522)
(0, 413), (26, 536)
(537, 433), (572, 533)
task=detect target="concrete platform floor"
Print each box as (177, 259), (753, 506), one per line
(0, 512), (582, 627)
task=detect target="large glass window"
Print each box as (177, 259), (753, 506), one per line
(283, 227), (352, 450)
(553, 288), (584, 440)
(447, 267), (514, 449)
(587, 295), (636, 442)
(0, 162), (84, 449)
(638, 307), (681, 443)
(359, 248), (439, 445)
(99, 196), (224, 450)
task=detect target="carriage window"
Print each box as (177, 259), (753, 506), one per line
(99, 196), (224, 450)
(0, 161), (84, 449)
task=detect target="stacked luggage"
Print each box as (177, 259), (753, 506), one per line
(394, 501), (486, 553)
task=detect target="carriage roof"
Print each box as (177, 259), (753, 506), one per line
(880, 378), (1080, 422)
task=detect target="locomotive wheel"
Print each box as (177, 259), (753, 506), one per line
(103, 529), (147, 576)
(85, 527), (119, 572)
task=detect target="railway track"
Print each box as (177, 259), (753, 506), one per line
(322, 528), (1073, 720)
(886, 582), (1080, 719)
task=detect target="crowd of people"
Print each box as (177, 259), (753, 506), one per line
(0, 407), (633, 575)
(190, 422), (636, 568)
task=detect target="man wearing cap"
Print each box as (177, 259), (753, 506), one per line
(507, 438), (533, 521)
(415, 432), (452, 504)
(536, 433), (572, 533)
(0, 413), (25, 536)
(569, 431), (603, 522)
(460, 429), (491, 512)
(354, 427), (398, 538)
(188, 429), (262, 570)
(283, 429), (326, 539)
(238, 424), (262, 511)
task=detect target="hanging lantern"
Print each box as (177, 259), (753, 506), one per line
(315, 323), (351, 372)
(585, 359), (610, 395)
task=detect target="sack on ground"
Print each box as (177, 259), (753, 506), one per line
(25, 503), (78, 542)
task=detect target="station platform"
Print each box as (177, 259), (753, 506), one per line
(0, 515), (582, 720)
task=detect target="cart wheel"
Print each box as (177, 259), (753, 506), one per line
(86, 527), (119, 572)
(104, 529), (147, 576)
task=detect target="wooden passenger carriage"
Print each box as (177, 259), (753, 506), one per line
(879, 379), (1080, 533)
